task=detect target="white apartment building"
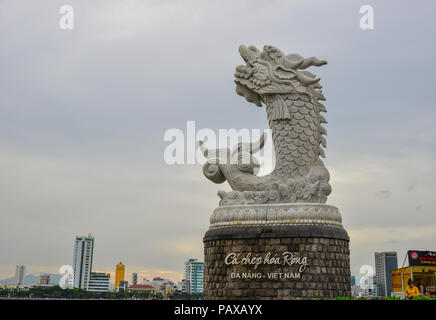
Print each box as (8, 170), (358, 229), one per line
(88, 272), (110, 292)
(72, 234), (94, 290)
(183, 259), (204, 294)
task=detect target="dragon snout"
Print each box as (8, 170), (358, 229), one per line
(235, 65), (253, 80)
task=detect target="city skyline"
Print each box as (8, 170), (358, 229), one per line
(0, 233), (194, 284)
(1, 0), (436, 284)
(0, 261), (186, 284)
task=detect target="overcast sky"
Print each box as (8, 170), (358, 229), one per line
(1, 0), (435, 284)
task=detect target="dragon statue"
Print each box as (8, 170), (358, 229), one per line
(200, 45), (331, 206)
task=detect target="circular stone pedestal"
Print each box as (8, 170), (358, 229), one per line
(203, 204), (351, 300)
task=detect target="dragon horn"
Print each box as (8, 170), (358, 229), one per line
(295, 71), (320, 86)
(284, 53), (304, 69)
(298, 57), (327, 70)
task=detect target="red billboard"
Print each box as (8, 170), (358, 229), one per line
(408, 250), (436, 266)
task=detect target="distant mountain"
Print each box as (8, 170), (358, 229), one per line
(0, 273), (62, 285)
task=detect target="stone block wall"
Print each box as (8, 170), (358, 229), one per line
(203, 225), (350, 300)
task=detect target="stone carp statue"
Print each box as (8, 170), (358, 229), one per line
(200, 45), (331, 206)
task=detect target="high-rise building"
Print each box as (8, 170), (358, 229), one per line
(132, 272), (138, 285)
(14, 265), (26, 286)
(39, 274), (50, 285)
(183, 259), (204, 294)
(114, 262), (125, 290)
(88, 272), (110, 292)
(375, 251), (398, 297)
(72, 234), (94, 290)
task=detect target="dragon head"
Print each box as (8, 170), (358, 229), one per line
(235, 45), (327, 106)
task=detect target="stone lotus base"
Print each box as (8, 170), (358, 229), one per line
(209, 203), (343, 229)
(203, 203), (351, 300)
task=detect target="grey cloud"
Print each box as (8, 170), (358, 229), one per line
(408, 184), (416, 192)
(375, 190), (391, 199)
